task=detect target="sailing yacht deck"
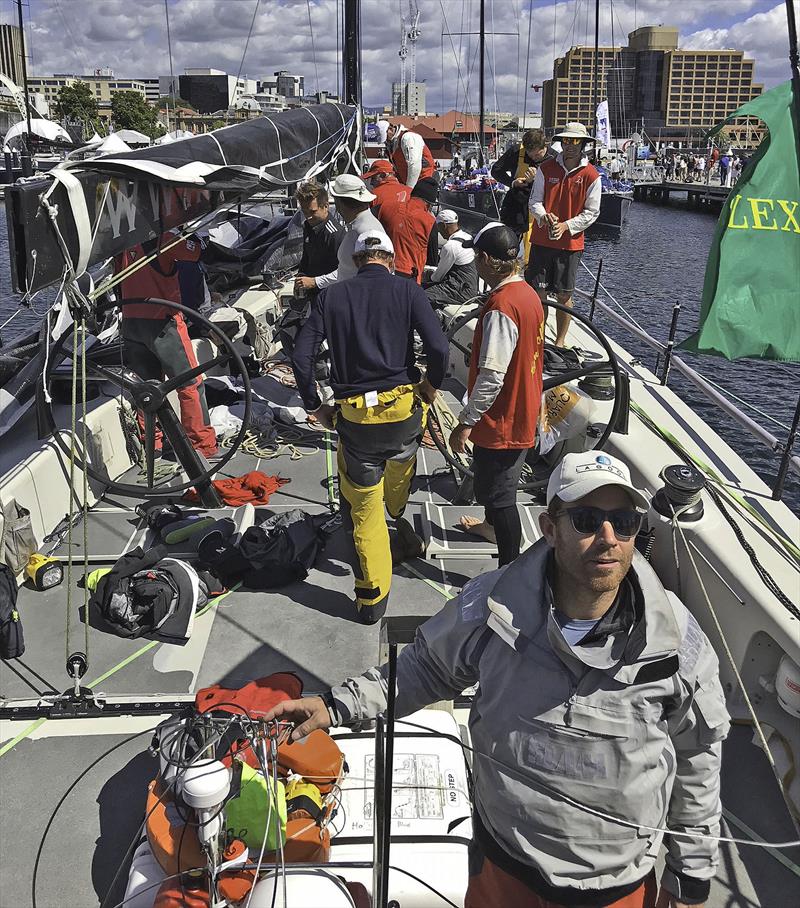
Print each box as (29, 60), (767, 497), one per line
(1, 399), (798, 907)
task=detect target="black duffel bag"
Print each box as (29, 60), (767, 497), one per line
(0, 562), (24, 659)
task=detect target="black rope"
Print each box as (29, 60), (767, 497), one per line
(705, 483), (800, 621)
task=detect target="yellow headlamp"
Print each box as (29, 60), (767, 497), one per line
(25, 553), (64, 590)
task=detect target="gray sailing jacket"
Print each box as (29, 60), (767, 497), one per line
(329, 538), (730, 897)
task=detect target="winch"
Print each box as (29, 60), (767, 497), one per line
(652, 464), (706, 521)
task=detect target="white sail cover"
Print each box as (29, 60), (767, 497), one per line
(595, 100), (612, 148)
(4, 119), (72, 146)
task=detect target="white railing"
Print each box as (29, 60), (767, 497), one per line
(572, 285), (800, 480)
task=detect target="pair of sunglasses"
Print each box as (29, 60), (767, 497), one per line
(555, 507), (643, 539)
(561, 137), (584, 145)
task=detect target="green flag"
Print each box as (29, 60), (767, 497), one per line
(680, 81), (800, 362)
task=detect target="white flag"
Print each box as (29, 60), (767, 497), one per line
(595, 100), (611, 148)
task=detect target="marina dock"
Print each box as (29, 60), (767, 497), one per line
(633, 180), (731, 210)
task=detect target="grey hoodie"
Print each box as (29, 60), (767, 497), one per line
(329, 538), (730, 901)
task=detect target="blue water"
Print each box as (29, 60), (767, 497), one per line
(0, 200), (797, 512)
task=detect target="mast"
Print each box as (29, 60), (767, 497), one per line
(592, 0), (600, 124)
(478, 0), (485, 166)
(15, 0), (32, 176)
(342, 0), (361, 109)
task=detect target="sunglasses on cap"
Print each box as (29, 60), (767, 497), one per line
(561, 137), (584, 145)
(555, 506), (643, 539)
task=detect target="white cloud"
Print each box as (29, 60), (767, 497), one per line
(12, 0), (796, 114)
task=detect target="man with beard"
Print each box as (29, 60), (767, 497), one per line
(265, 451), (729, 908)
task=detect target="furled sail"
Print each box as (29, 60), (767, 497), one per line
(4, 104), (360, 294)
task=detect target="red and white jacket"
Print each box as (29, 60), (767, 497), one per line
(528, 155), (601, 251)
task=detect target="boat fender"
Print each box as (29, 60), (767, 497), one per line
(153, 875), (210, 908)
(122, 839), (167, 908)
(145, 778), (205, 876)
(277, 729), (345, 794)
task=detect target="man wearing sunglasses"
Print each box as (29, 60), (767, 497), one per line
(265, 449), (729, 908)
(527, 122), (602, 348)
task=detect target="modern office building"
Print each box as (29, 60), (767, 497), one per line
(137, 78), (163, 105)
(259, 71), (304, 100)
(177, 69), (257, 114)
(391, 81), (426, 116)
(0, 23), (23, 86)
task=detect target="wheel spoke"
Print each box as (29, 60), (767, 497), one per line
(542, 358), (611, 392)
(160, 353), (230, 395)
(88, 362), (141, 393)
(143, 411), (157, 488)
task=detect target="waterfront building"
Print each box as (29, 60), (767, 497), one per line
(543, 25), (764, 147)
(542, 45), (620, 132)
(26, 70), (148, 124)
(0, 23), (23, 86)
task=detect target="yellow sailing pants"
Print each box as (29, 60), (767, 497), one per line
(335, 385), (426, 613)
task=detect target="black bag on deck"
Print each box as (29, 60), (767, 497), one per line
(0, 562), (24, 659)
(237, 509), (329, 589)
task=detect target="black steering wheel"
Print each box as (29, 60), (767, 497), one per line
(41, 297), (252, 498)
(429, 300), (624, 490)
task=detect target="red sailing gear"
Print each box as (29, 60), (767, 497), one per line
(117, 235), (217, 457)
(376, 196), (435, 282)
(391, 137), (436, 187)
(184, 471), (289, 506)
(529, 158), (600, 252)
(117, 237), (201, 318)
(467, 280), (545, 449)
(371, 175), (411, 210)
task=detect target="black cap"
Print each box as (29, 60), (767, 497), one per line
(463, 222), (519, 261)
(410, 176), (439, 204)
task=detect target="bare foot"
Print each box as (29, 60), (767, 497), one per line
(459, 515), (497, 543)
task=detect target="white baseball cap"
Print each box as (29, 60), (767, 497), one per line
(546, 452), (650, 511)
(329, 173), (376, 203)
(354, 230), (394, 255)
(436, 209), (459, 224)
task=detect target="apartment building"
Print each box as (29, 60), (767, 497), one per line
(542, 46), (620, 130)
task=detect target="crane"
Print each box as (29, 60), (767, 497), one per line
(397, 1), (420, 115)
(398, 14), (408, 114)
(406, 0), (421, 93)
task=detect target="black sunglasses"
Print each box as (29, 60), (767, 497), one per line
(555, 507), (643, 539)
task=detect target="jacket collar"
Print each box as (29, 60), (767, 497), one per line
(486, 538), (682, 682)
(555, 152), (590, 175)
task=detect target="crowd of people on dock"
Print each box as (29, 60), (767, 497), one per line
(663, 150), (745, 185)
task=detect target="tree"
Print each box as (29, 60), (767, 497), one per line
(156, 95), (196, 112)
(54, 81), (98, 123)
(111, 90), (161, 138)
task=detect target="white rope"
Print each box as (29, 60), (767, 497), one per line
(669, 504), (794, 814)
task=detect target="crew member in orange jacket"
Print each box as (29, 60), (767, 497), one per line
(449, 222), (545, 567)
(362, 159), (411, 211)
(527, 122), (601, 347)
(376, 177), (437, 282)
(118, 232), (218, 458)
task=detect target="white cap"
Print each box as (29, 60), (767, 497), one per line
(546, 452), (650, 511)
(436, 209), (459, 224)
(329, 173), (376, 203)
(354, 230), (394, 255)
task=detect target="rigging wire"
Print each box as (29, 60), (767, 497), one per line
(306, 0), (321, 97)
(228, 0), (261, 125)
(164, 0), (178, 131)
(521, 0), (534, 130)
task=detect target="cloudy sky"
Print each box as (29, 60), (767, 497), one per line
(5, 0), (798, 114)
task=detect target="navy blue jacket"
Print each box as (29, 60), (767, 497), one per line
(292, 263), (450, 411)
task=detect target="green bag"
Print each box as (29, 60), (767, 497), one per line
(225, 762), (287, 850)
